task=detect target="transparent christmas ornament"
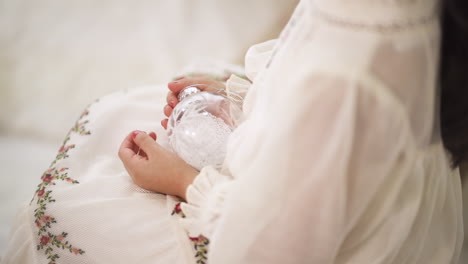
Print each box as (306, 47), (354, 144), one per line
(167, 85), (243, 171)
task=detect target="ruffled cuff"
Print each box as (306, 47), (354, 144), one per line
(179, 166), (232, 237)
(225, 74), (251, 99)
(225, 74), (251, 125)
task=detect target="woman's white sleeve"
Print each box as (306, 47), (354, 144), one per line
(207, 73), (408, 263)
(224, 38), (277, 96)
(178, 41), (279, 237)
(244, 39), (277, 82)
(179, 166), (233, 238)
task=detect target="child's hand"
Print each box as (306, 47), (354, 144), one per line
(118, 130), (198, 200)
(161, 75), (226, 129)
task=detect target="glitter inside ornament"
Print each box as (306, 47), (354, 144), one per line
(167, 86), (241, 171)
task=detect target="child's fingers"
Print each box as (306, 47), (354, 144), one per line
(168, 77), (213, 93)
(161, 119), (168, 129)
(172, 74), (202, 81)
(133, 132), (157, 158)
(167, 80), (185, 93)
(166, 92), (178, 108)
(128, 131), (152, 159)
(118, 132), (138, 161)
(149, 132), (157, 141)
(163, 104), (173, 117)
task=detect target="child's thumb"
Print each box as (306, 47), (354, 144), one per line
(133, 132), (156, 156)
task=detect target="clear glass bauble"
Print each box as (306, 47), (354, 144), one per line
(167, 86), (241, 171)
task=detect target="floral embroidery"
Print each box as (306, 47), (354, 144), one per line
(50, 108), (92, 167)
(172, 202), (210, 264)
(191, 235), (209, 264)
(51, 144), (76, 165)
(70, 109), (92, 135)
(31, 103), (95, 264)
(171, 202), (185, 217)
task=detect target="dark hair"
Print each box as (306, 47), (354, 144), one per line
(440, 0), (468, 177)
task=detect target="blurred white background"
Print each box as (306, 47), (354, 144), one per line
(0, 0), (466, 263)
(0, 0), (298, 257)
(0, 0), (297, 142)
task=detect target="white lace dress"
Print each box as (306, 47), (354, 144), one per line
(2, 0), (464, 263)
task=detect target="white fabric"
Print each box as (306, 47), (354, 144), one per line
(180, 166), (232, 237)
(243, 39), (278, 82)
(2, 0), (465, 263)
(0, 61), (251, 264)
(225, 74), (252, 125)
(182, 0), (464, 263)
(225, 74), (251, 97)
(1, 87), (197, 264)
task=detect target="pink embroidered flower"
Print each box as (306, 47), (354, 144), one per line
(66, 178), (74, 182)
(42, 175), (54, 182)
(72, 248), (79, 255)
(189, 236), (200, 242)
(40, 235), (50, 245)
(79, 109), (89, 119)
(35, 221), (41, 227)
(58, 145), (74, 153)
(56, 235), (63, 242)
(59, 168), (67, 172)
(41, 216), (51, 223)
(174, 203), (182, 214)
(38, 189), (45, 197)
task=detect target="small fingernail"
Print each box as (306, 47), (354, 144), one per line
(169, 100), (176, 107)
(169, 81), (179, 85)
(132, 130), (145, 139)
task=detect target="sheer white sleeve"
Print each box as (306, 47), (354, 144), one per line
(225, 74), (251, 99)
(179, 39), (278, 239)
(207, 73), (409, 263)
(224, 38), (277, 95)
(180, 0), (463, 262)
(179, 166), (233, 238)
(244, 39), (277, 82)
